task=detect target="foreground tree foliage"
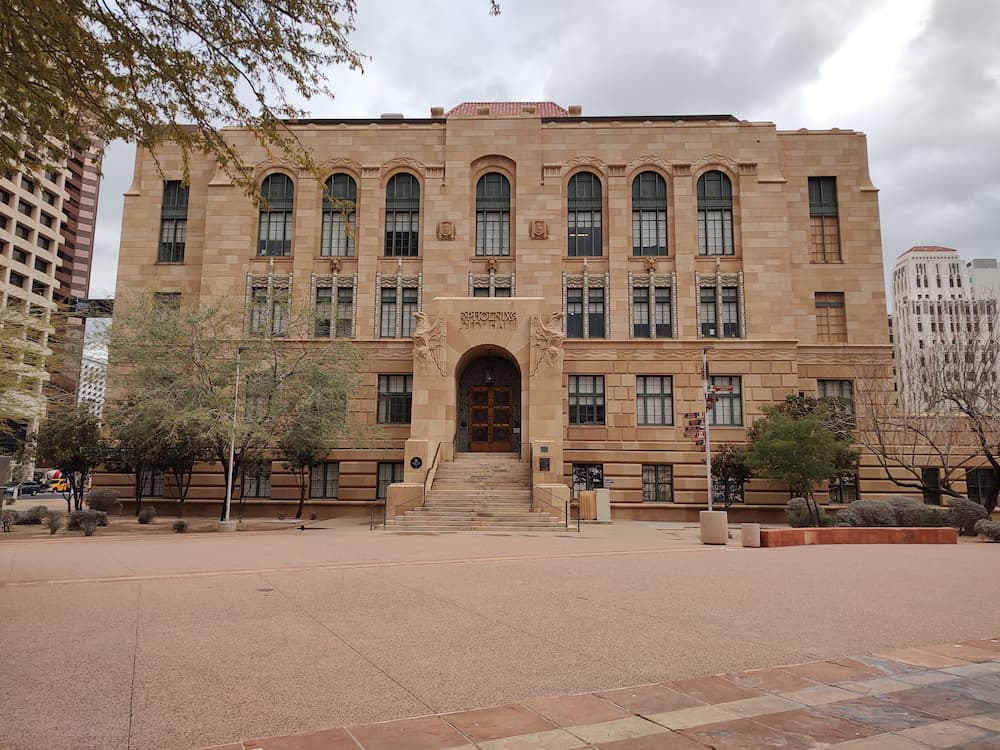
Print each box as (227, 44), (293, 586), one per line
(107, 294), (361, 518)
(744, 395), (858, 527)
(2, 1), (499, 192)
(32, 404), (107, 511)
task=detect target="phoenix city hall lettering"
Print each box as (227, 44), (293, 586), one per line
(460, 311), (517, 330)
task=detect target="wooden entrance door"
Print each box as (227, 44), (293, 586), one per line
(469, 386), (513, 452)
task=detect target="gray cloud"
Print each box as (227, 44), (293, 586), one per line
(89, 0), (999, 302)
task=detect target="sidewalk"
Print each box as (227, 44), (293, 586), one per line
(209, 638), (1000, 750)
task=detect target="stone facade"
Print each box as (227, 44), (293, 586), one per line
(108, 103), (899, 518)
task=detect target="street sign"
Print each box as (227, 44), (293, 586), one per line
(683, 412), (700, 420)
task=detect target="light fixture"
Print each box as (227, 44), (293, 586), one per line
(484, 367), (494, 385)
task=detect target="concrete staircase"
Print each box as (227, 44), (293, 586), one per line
(387, 453), (564, 532)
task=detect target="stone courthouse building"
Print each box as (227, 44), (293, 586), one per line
(111, 101), (894, 521)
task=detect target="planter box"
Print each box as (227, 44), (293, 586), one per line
(760, 527), (957, 547)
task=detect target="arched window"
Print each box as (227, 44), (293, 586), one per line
(697, 170), (733, 256)
(567, 172), (602, 257)
(632, 171), (667, 256)
(321, 173), (357, 257)
(384, 173), (420, 257)
(475, 172), (511, 256)
(258, 173), (294, 256)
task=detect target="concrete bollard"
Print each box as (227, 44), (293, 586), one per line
(700, 510), (729, 545)
(741, 523), (761, 548)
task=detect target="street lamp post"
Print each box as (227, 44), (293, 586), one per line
(222, 346), (245, 526)
(699, 346), (728, 544)
(702, 347), (713, 512)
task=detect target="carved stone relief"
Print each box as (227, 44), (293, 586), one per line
(529, 220), (549, 240)
(412, 312), (447, 376)
(436, 220), (456, 241)
(531, 312), (565, 375)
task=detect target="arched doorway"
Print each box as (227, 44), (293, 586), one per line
(456, 350), (521, 453)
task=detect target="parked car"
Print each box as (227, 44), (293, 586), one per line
(3, 481), (43, 496)
(50, 479), (68, 492)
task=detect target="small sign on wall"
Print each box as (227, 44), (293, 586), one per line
(539, 457), (550, 472)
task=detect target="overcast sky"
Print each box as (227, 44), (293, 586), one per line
(89, 0), (1000, 304)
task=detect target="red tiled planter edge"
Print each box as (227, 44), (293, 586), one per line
(759, 526), (957, 547)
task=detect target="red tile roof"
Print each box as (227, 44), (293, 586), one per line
(900, 245), (959, 256)
(446, 101), (569, 118)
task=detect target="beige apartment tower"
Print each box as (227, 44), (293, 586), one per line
(109, 102), (896, 520)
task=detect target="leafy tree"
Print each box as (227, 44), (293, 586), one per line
(280, 423), (328, 520)
(32, 404), (107, 511)
(711, 443), (752, 509)
(744, 397), (858, 526)
(2, 1), (500, 193)
(107, 293), (361, 519)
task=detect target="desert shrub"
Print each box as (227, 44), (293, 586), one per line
(67, 509), (108, 531)
(919, 507), (950, 527)
(835, 499), (896, 527)
(948, 498), (989, 536)
(785, 497), (812, 527)
(172, 519), (188, 533)
(888, 496), (924, 526)
(974, 519), (1000, 542)
(46, 512), (63, 535)
(14, 506), (47, 525)
(67, 510), (102, 536)
(87, 489), (121, 513)
(137, 506), (156, 524)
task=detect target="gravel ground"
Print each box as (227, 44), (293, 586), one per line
(1, 519), (998, 750)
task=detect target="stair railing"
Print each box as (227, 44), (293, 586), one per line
(422, 438), (445, 507)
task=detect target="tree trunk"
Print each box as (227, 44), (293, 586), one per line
(985, 483), (999, 515)
(295, 467), (307, 520)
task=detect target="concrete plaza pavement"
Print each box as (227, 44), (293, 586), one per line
(1, 519), (999, 749)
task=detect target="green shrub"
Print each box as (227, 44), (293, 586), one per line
(14, 506), (47, 525)
(172, 519), (188, 533)
(87, 489), (120, 514)
(137, 506), (156, 524)
(948, 498), (989, 536)
(785, 497), (813, 527)
(67, 510), (108, 531)
(835, 500), (896, 527)
(974, 519), (1000, 542)
(46, 513), (63, 535)
(888, 496), (924, 526)
(920, 507), (950, 527)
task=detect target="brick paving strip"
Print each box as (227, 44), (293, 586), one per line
(204, 638), (1000, 750)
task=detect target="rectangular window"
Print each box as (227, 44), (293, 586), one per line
(721, 287), (739, 338)
(642, 464), (673, 502)
(321, 208), (355, 257)
(242, 469), (271, 498)
(922, 467), (941, 505)
(12, 247), (28, 264)
(33, 257), (50, 274)
(816, 292), (847, 342)
(377, 462), (404, 499)
(31, 280), (49, 297)
(314, 286), (333, 337)
(140, 471), (164, 497)
(966, 468), (999, 506)
(572, 463), (604, 498)
(568, 375), (605, 426)
(36, 235), (51, 251)
(636, 376), (673, 426)
(0, 189), (9, 204)
(709, 376), (742, 426)
(632, 286), (649, 338)
(379, 287), (397, 337)
(14, 223), (31, 241)
(809, 177), (841, 263)
(829, 474), (858, 504)
(700, 287), (717, 337)
(42, 190), (57, 206)
(654, 287), (672, 337)
(159, 181), (189, 263)
(271, 289), (289, 336)
(401, 287), (418, 337)
(310, 462), (340, 499)
(473, 287), (490, 298)
(249, 287), (268, 334)
(9, 271), (26, 288)
(494, 286), (512, 297)
(377, 374), (412, 424)
(588, 287), (605, 338)
(335, 287), (354, 337)
(697, 210), (733, 255)
(817, 379), (855, 420)
(39, 212), (55, 228)
(566, 288), (583, 338)
(17, 199), (34, 218)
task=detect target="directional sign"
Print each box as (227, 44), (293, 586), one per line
(683, 412), (701, 420)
